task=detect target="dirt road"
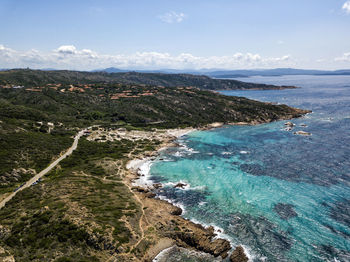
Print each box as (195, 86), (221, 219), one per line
(0, 128), (87, 210)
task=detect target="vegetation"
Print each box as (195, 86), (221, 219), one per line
(0, 119), (73, 193)
(0, 82), (306, 129)
(0, 137), (159, 261)
(0, 69), (298, 90)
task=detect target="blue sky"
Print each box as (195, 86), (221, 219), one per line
(0, 0), (350, 70)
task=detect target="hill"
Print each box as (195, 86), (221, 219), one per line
(0, 79), (309, 261)
(0, 69), (298, 90)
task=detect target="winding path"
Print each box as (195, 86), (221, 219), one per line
(0, 128), (88, 210)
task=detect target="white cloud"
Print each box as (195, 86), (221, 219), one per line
(56, 45), (77, 54)
(343, 1), (350, 13)
(158, 11), (186, 23)
(335, 52), (350, 62)
(0, 44), (296, 70)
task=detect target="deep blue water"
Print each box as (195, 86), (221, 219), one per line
(150, 75), (350, 261)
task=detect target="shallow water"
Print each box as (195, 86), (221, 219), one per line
(150, 75), (350, 261)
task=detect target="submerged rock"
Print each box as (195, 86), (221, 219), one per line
(230, 246), (248, 262)
(274, 203), (298, 220)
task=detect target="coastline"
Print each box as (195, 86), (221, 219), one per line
(124, 124), (248, 261)
(124, 116), (311, 261)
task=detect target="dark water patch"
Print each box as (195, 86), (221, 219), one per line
(226, 213), (293, 261)
(324, 224), (350, 240)
(156, 186), (209, 207)
(316, 245), (350, 262)
(149, 174), (169, 184)
(273, 203), (298, 220)
(328, 199), (350, 227)
(240, 163), (268, 176)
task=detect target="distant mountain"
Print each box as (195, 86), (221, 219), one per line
(95, 67), (350, 78)
(205, 68), (350, 78)
(92, 67), (128, 73)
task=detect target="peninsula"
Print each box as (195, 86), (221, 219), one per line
(0, 73), (309, 261)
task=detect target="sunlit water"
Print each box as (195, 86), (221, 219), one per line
(149, 75), (350, 261)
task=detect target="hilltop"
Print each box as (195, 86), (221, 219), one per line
(0, 69), (298, 90)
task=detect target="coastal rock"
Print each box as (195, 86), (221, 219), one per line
(230, 246), (248, 262)
(284, 121), (295, 127)
(274, 203), (298, 220)
(170, 206), (183, 216)
(153, 183), (163, 189)
(131, 186), (149, 193)
(145, 192), (156, 198)
(174, 182), (187, 189)
(294, 131), (311, 136)
(166, 225), (231, 258)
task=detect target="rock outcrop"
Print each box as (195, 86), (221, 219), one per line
(230, 246), (248, 262)
(164, 222), (231, 258)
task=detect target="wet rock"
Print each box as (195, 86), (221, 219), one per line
(230, 246), (248, 262)
(274, 203), (298, 220)
(174, 182), (187, 189)
(153, 183), (163, 189)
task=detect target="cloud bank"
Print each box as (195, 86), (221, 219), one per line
(343, 1), (350, 13)
(0, 44), (296, 70)
(335, 52), (350, 62)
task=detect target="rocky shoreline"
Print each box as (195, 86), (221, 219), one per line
(125, 126), (249, 261)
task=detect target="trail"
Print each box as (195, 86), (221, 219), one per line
(0, 128), (88, 210)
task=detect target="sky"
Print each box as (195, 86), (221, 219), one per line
(0, 0), (350, 70)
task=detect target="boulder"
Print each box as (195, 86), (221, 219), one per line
(145, 192), (156, 198)
(131, 186), (149, 193)
(153, 183), (163, 189)
(174, 182), (187, 189)
(230, 246), (248, 262)
(170, 206), (183, 216)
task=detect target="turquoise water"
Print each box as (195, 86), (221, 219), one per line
(149, 75), (350, 261)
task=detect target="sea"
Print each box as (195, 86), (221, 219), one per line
(147, 75), (350, 261)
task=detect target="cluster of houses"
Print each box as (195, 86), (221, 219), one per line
(110, 90), (155, 100)
(0, 85), (24, 89)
